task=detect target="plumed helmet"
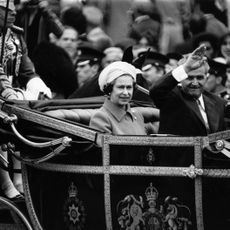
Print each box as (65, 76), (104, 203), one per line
(0, 0), (15, 11)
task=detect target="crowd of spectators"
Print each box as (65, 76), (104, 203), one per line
(8, 0), (230, 102)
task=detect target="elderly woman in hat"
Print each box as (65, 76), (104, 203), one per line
(89, 61), (159, 138)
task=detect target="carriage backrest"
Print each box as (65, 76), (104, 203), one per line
(45, 108), (98, 125)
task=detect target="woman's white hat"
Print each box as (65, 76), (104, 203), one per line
(98, 61), (137, 91)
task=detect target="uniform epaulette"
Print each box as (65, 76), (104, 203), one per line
(11, 25), (24, 35)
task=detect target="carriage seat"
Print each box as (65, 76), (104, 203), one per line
(45, 109), (98, 125)
(45, 107), (160, 134)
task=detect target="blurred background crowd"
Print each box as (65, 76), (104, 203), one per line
(11, 0), (230, 101)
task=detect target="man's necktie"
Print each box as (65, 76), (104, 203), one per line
(197, 99), (210, 132)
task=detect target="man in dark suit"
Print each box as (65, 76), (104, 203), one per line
(150, 45), (226, 137)
(150, 45), (229, 230)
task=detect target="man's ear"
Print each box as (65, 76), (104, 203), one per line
(92, 63), (100, 73)
(216, 76), (222, 84)
(49, 33), (58, 44)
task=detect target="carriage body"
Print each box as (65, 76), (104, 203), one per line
(0, 97), (230, 230)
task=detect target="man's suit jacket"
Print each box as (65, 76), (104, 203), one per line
(150, 71), (226, 137)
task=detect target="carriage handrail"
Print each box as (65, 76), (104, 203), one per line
(6, 116), (72, 148)
(1, 100), (98, 142)
(0, 196), (33, 230)
(6, 140), (71, 164)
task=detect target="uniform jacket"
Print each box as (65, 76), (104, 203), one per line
(68, 73), (103, 99)
(0, 27), (37, 97)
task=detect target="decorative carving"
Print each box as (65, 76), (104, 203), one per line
(215, 140), (225, 151)
(117, 183), (192, 230)
(63, 182), (86, 230)
(183, 165), (203, 179)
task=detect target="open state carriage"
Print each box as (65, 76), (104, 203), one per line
(0, 96), (230, 230)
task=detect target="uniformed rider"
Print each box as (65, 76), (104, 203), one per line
(0, 0), (51, 100)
